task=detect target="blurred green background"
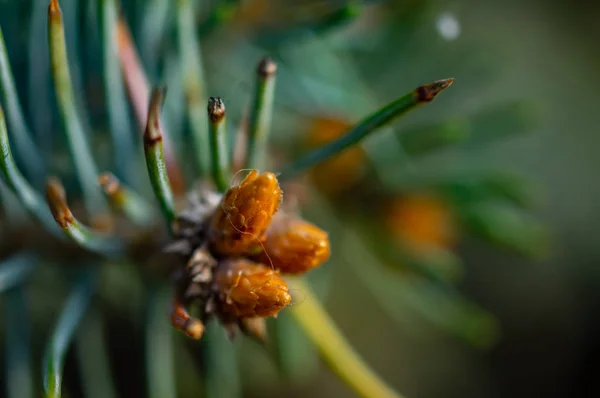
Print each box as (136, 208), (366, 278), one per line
(256, 1), (600, 397)
(1, 0), (599, 397)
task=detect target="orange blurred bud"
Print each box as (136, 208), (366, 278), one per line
(210, 170), (283, 256)
(306, 116), (366, 195)
(215, 259), (291, 318)
(257, 215), (330, 274)
(386, 194), (458, 251)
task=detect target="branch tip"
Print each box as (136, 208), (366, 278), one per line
(207, 97), (225, 123)
(416, 78), (454, 103)
(48, 0), (60, 15)
(145, 88), (167, 143)
(170, 299), (205, 340)
(98, 173), (120, 196)
(257, 56), (277, 77)
(45, 177), (73, 229)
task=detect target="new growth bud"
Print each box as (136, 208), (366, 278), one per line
(257, 215), (330, 274)
(214, 259), (292, 318)
(209, 170), (282, 255)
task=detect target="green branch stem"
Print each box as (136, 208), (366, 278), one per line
(76, 308), (118, 398)
(203, 322), (241, 398)
(273, 310), (320, 384)
(115, 17), (185, 194)
(273, 245), (333, 384)
(144, 88), (177, 230)
(177, 0), (210, 176)
(0, 27), (45, 188)
(48, 0), (108, 217)
(0, 106), (62, 237)
(207, 97), (230, 192)
(138, 0), (170, 75)
(246, 57), (277, 170)
(280, 78), (454, 181)
(99, 0), (137, 186)
(287, 277), (404, 398)
(28, 0), (53, 160)
(43, 266), (97, 398)
(146, 285), (177, 398)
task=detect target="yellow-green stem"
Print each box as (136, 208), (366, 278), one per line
(287, 277), (404, 398)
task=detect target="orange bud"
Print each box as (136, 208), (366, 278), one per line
(210, 170), (283, 256)
(306, 116), (366, 195)
(257, 215), (330, 274)
(170, 297), (205, 340)
(214, 259), (291, 318)
(386, 194), (457, 251)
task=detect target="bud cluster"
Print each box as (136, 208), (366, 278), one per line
(168, 171), (330, 341)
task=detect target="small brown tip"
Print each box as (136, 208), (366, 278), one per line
(240, 317), (268, 344)
(207, 97), (226, 123)
(257, 56), (277, 78)
(48, 0), (61, 15)
(415, 78), (455, 103)
(98, 173), (121, 197)
(144, 87), (166, 143)
(46, 177), (73, 229)
(170, 299), (205, 340)
(185, 319), (205, 340)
